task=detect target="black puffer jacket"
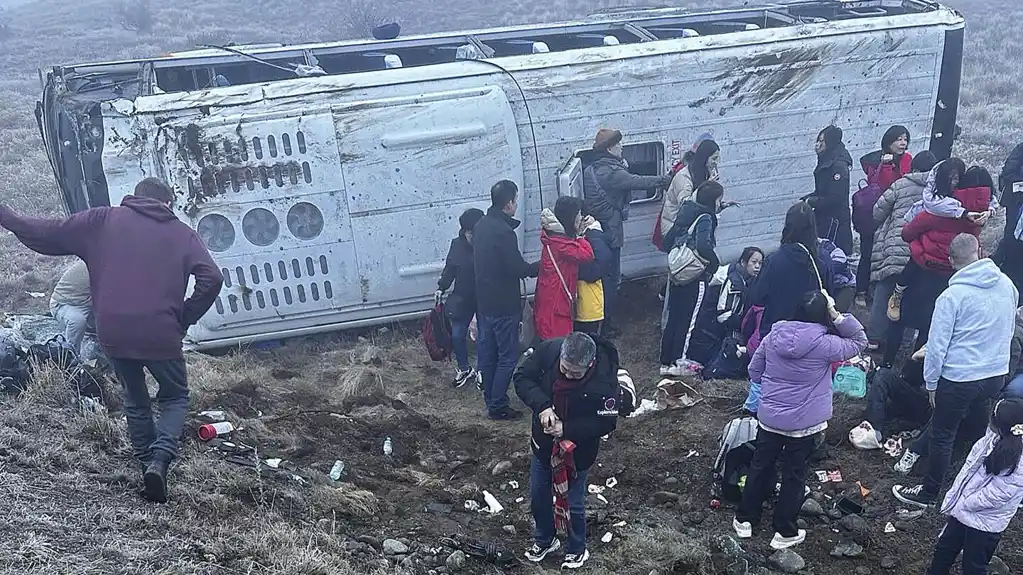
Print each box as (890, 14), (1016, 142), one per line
(438, 235), (475, 320)
(473, 207), (538, 317)
(513, 335), (628, 470)
(806, 143), (854, 254)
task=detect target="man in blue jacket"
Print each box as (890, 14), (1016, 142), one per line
(473, 180), (539, 420)
(893, 234), (1019, 508)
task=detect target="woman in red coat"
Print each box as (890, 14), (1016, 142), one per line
(534, 196), (594, 341)
(857, 125), (913, 299)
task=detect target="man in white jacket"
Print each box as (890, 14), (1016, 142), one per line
(893, 234), (1019, 508)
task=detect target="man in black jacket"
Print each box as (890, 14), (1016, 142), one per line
(514, 332), (636, 569)
(474, 180), (539, 420)
(995, 142), (1023, 292)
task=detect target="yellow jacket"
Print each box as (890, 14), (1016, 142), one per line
(576, 279), (604, 323)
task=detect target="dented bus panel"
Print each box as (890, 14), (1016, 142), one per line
(36, 1), (965, 349)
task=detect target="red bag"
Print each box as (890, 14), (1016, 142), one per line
(422, 304), (453, 361)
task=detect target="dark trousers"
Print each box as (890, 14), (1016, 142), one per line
(449, 315), (473, 372)
(833, 286), (856, 314)
(603, 247), (622, 328)
(911, 376), (1004, 500)
(865, 368), (931, 438)
(856, 233), (873, 294)
(659, 279), (706, 366)
(111, 358), (189, 463)
(736, 429), (818, 537)
(574, 320), (602, 335)
(882, 323), (928, 367)
(477, 315), (520, 415)
(926, 517), (1001, 575)
(530, 455), (589, 555)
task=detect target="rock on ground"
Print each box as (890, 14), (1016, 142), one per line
(800, 498), (824, 517)
(838, 514), (869, 534)
(831, 541), (864, 558)
(383, 539), (409, 555)
(492, 460), (513, 476)
(769, 549), (805, 573)
(446, 550), (467, 571)
(990, 556), (1010, 575)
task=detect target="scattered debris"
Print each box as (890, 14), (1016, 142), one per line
(629, 398), (662, 417)
(515, 497), (524, 504)
(198, 410), (226, 421)
(26, 292), (46, 299)
(605, 477), (618, 489)
(884, 522), (896, 533)
(198, 421), (234, 441)
(596, 494), (609, 505)
(588, 484), (606, 495)
(655, 379), (704, 410)
(685, 450), (699, 459)
(329, 460), (346, 481)
(464, 500), (481, 512)
(895, 509), (924, 521)
(264, 458), (283, 469)
(502, 525), (517, 536)
(508, 480), (519, 490)
(482, 490), (504, 514)
(383, 436), (393, 456)
(883, 437), (903, 458)
(831, 541), (864, 558)
(492, 460), (513, 476)
(856, 481), (871, 498)
(612, 520), (627, 527)
(601, 532), (613, 543)
(709, 499), (721, 509)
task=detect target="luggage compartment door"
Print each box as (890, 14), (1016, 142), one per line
(334, 87), (523, 306)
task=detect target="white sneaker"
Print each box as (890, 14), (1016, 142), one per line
(770, 530), (806, 550)
(733, 518), (752, 539)
(849, 421), (883, 451)
(561, 549), (590, 569)
(524, 538), (561, 563)
(894, 450), (921, 475)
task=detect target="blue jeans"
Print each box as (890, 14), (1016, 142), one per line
(530, 454), (589, 554)
(111, 358), (190, 462)
(477, 315), (520, 414)
(869, 276), (896, 344)
(449, 315), (472, 371)
(1003, 373), (1023, 399)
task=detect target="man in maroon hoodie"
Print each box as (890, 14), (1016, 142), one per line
(0, 178), (224, 503)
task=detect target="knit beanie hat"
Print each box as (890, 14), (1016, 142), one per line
(593, 128), (623, 151)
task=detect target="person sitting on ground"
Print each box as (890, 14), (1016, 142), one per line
(49, 259), (93, 356)
(687, 246), (764, 367)
(436, 208), (485, 388)
(893, 234), (1019, 509)
(751, 202), (835, 338)
(817, 236), (856, 313)
(999, 307), (1023, 399)
(535, 197), (595, 342)
(849, 358), (931, 451)
(0, 177), (224, 504)
(575, 215), (612, 335)
(734, 290), (867, 550)
(514, 332), (635, 570)
(924, 399), (1023, 575)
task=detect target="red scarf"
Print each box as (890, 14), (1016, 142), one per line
(552, 439), (577, 534)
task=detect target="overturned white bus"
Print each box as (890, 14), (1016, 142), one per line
(36, 0), (964, 349)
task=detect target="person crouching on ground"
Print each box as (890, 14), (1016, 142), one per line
(924, 399), (1023, 575)
(514, 332), (635, 569)
(0, 178), (224, 504)
(534, 197), (595, 341)
(49, 258), (93, 356)
(436, 208), (485, 388)
(734, 290), (867, 550)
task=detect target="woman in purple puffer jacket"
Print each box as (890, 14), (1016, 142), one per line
(921, 399), (1023, 575)
(733, 290), (867, 551)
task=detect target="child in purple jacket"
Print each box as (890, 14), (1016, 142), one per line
(733, 290), (867, 550)
(921, 399), (1023, 575)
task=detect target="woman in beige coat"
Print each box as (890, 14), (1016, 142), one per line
(868, 151), (937, 353)
(660, 138), (720, 245)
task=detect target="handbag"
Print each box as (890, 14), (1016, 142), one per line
(667, 214), (710, 286)
(546, 244), (579, 320)
(519, 279), (535, 353)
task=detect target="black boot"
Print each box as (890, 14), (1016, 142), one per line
(143, 457), (170, 503)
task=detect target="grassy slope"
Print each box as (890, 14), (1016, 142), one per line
(0, 0), (1020, 573)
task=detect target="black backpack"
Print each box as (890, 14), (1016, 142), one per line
(27, 335), (104, 399)
(0, 340), (32, 395)
(713, 417), (758, 502)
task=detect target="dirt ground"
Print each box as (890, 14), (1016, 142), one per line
(1, 279), (1019, 575)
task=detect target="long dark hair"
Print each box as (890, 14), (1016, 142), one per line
(934, 158), (967, 198)
(782, 202), (819, 252)
(960, 165), (995, 191)
(553, 196), (583, 237)
(986, 399), (1023, 476)
(684, 139), (720, 186)
(458, 208), (484, 239)
(792, 290), (832, 327)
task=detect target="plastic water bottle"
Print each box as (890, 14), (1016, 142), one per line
(329, 460), (345, 481)
(383, 437), (393, 456)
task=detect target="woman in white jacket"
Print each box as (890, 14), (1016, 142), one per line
(660, 137), (720, 244)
